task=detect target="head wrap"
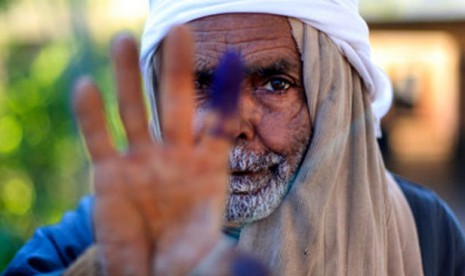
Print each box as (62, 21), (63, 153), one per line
(140, 0), (393, 137)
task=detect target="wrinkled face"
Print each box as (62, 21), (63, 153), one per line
(188, 14), (312, 226)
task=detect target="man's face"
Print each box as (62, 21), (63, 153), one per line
(188, 14), (311, 226)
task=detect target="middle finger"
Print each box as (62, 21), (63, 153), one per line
(112, 34), (152, 152)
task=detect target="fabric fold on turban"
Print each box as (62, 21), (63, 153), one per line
(236, 20), (423, 275)
(140, 0), (393, 137)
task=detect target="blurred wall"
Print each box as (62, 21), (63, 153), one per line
(369, 20), (465, 229)
(370, 20), (465, 163)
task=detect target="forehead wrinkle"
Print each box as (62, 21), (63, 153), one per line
(190, 15), (294, 49)
(241, 45), (299, 60)
(189, 13), (289, 30)
(194, 53), (219, 72)
(192, 27), (289, 44)
(192, 42), (228, 56)
(192, 28), (292, 50)
(244, 53), (301, 78)
(189, 14), (301, 80)
(192, 34), (289, 59)
(191, 25), (286, 35)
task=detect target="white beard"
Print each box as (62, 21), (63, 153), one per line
(225, 143), (307, 225)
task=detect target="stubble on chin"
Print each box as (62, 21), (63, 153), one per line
(224, 139), (308, 226)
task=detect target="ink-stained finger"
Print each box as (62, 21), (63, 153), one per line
(197, 51), (243, 159)
(112, 34), (152, 151)
(160, 25), (195, 147)
(209, 51), (243, 121)
(73, 77), (117, 162)
(199, 50), (243, 145)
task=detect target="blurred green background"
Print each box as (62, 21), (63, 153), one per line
(0, 0), (146, 269)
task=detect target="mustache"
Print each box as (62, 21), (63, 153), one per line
(228, 146), (284, 173)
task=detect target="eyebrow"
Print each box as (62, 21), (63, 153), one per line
(195, 58), (300, 83)
(246, 58), (298, 77)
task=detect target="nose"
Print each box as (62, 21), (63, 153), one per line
(233, 91), (259, 142)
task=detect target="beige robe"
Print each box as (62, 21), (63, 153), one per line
(236, 19), (423, 275)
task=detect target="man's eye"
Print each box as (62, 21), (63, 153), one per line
(195, 80), (207, 91)
(194, 79), (211, 103)
(261, 78), (291, 93)
(195, 73), (213, 94)
(195, 74), (212, 89)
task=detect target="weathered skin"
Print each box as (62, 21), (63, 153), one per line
(73, 14), (311, 275)
(190, 14), (311, 226)
(191, 14), (310, 153)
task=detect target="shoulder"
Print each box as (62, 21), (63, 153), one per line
(393, 174), (465, 276)
(3, 195), (95, 275)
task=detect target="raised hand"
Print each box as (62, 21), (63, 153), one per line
(73, 26), (241, 275)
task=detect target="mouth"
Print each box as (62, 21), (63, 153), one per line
(228, 168), (275, 196)
(229, 185), (265, 196)
(230, 163), (280, 176)
(231, 170), (264, 177)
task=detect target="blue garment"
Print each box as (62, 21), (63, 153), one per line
(3, 196), (94, 275)
(3, 177), (465, 275)
(395, 175), (465, 276)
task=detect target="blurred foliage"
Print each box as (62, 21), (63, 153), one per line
(0, 0), (12, 11)
(0, 0), (130, 270)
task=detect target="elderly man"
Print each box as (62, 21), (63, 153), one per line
(5, 0), (465, 275)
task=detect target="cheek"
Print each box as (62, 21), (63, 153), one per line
(257, 104), (311, 155)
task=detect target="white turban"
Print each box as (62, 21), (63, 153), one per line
(140, 0), (392, 137)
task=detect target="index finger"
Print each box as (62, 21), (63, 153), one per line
(198, 50), (243, 152)
(73, 77), (117, 162)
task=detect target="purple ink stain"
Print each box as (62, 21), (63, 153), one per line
(210, 50), (244, 117)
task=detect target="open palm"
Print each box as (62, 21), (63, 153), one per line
(73, 26), (238, 275)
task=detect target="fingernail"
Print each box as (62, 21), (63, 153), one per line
(210, 50), (243, 117)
